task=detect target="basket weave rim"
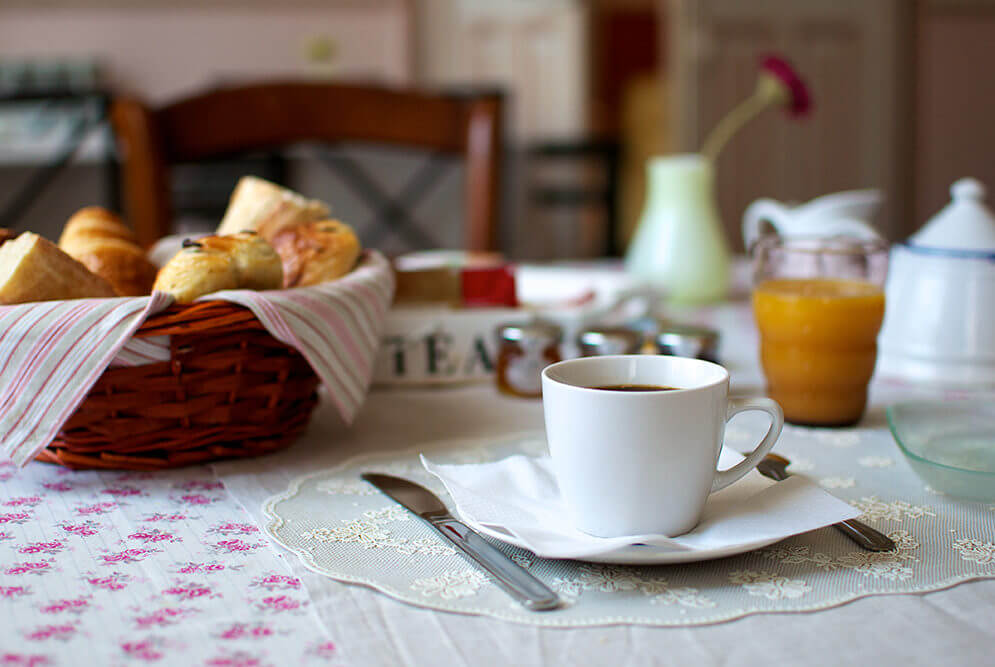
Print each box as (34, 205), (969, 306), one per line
(136, 300), (264, 337)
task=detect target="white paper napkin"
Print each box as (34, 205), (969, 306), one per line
(422, 448), (861, 560)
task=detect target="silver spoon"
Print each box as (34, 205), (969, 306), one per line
(757, 453), (896, 552)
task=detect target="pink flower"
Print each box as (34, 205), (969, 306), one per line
(101, 486), (144, 497)
(0, 654), (51, 667)
(3, 497), (42, 507)
(205, 653), (262, 667)
(257, 595), (302, 613)
(212, 522), (259, 535)
(121, 640), (163, 661)
(760, 54), (812, 117)
(18, 541), (65, 555)
(216, 623), (273, 640)
(212, 539), (263, 554)
(140, 513), (188, 522)
(251, 574), (301, 591)
(115, 471), (155, 481)
(177, 494), (216, 505)
(128, 530), (180, 544)
(100, 548), (158, 565)
(41, 481), (72, 492)
(175, 562), (229, 575)
(308, 641), (337, 660)
(0, 512), (31, 524)
(84, 572), (130, 591)
(133, 607), (193, 628)
(39, 598), (90, 615)
(162, 583), (214, 600)
(60, 521), (100, 537)
(5, 561), (53, 576)
(700, 52), (812, 160)
(176, 480), (224, 492)
(0, 585), (32, 599)
(75, 503), (117, 516)
(24, 624), (76, 642)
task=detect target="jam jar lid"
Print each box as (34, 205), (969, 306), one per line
(576, 327), (643, 355)
(655, 324), (720, 358)
(496, 320), (563, 345)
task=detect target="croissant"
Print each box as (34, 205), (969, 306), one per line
(216, 176), (329, 238)
(0, 232), (116, 304)
(268, 220), (362, 287)
(153, 232), (283, 304)
(59, 207), (135, 245)
(59, 207), (157, 296)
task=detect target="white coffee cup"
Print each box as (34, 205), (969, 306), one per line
(541, 355), (784, 537)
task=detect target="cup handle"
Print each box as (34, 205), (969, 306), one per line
(711, 397), (784, 493)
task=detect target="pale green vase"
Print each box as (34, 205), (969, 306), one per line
(625, 154), (730, 303)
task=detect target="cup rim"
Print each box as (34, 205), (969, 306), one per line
(541, 354), (729, 395)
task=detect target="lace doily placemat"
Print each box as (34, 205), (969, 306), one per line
(262, 425), (995, 627)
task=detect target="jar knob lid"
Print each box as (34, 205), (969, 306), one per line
(951, 178), (985, 201)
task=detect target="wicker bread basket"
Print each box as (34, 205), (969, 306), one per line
(36, 301), (320, 471)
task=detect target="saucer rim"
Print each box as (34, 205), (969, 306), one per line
(463, 516), (784, 565)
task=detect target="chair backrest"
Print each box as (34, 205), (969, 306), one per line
(110, 82), (503, 250)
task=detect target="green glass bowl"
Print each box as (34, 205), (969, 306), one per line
(887, 400), (995, 502)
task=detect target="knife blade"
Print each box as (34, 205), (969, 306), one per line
(360, 473), (560, 611)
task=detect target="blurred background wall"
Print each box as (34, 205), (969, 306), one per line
(0, 0), (993, 258)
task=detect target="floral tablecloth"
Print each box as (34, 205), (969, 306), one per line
(0, 461), (338, 666)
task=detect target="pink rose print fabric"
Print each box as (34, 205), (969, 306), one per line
(0, 463), (336, 665)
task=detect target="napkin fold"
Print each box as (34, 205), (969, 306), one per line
(422, 448), (861, 560)
(0, 251), (393, 467)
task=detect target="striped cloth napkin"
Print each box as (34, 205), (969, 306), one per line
(0, 251), (394, 467)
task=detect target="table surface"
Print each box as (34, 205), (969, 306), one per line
(3, 295), (994, 667)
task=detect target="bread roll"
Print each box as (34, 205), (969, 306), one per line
(0, 229), (17, 246)
(217, 176), (329, 238)
(196, 232), (283, 291)
(152, 240), (239, 304)
(269, 220), (362, 287)
(153, 233), (283, 304)
(59, 207), (157, 296)
(0, 233), (116, 304)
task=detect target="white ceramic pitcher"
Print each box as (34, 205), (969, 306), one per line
(742, 189), (883, 250)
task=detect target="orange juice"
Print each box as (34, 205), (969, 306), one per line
(753, 278), (885, 426)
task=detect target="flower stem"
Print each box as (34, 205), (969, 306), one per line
(701, 91), (773, 162)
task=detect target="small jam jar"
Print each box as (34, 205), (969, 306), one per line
(654, 324), (720, 363)
(495, 321), (562, 397)
(576, 327), (644, 356)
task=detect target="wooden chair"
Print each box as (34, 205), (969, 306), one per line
(110, 82), (503, 250)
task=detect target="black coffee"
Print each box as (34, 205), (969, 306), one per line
(589, 384), (677, 392)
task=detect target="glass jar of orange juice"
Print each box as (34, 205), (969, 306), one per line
(752, 237), (889, 426)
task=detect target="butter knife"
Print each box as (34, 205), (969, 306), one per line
(360, 473), (560, 611)
(756, 454), (895, 552)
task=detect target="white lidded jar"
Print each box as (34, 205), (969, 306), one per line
(877, 178), (995, 386)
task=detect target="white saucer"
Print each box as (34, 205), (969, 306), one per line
(463, 517), (783, 565)
(423, 451), (861, 565)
